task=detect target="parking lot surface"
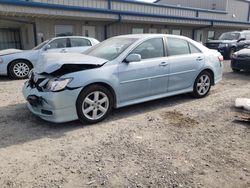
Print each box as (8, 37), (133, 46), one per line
(0, 61), (249, 188)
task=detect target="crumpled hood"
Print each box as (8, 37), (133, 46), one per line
(35, 52), (108, 74)
(0, 48), (23, 56)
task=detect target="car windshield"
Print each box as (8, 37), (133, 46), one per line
(219, 32), (240, 40)
(84, 37), (138, 61)
(32, 40), (49, 50)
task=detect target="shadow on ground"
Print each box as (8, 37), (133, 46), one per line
(0, 93), (195, 149)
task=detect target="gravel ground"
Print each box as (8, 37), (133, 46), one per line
(0, 61), (249, 188)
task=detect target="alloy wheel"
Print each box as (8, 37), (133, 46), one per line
(196, 74), (211, 96)
(82, 91), (109, 120)
(13, 62), (30, 78)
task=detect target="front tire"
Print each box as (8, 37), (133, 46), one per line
(232, 68), (240, 72)
(192, 71), (212, 98)
(9, 60), (32, 79)
(76, 85), (114, 124)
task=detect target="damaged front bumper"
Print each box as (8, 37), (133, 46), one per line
(22, 81), (82, 123)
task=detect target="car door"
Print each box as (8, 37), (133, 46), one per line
(118, 38), (169, 103)
(166, 37), (204, 92)
(45, 38), (70, 53)
(68, 38), (93, 53)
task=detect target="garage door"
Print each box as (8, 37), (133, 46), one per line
(0, 29), (21, 50)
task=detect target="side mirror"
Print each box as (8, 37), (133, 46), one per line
(125, 53), (141, 63)
(44, 44), (51, 51)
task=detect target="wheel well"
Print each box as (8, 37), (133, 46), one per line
(7, 59), (33, 75)
(82, 82), (117, 107)
(201, 69), (215, 85)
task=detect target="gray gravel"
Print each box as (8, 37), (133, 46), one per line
(0, 61), (249, 188)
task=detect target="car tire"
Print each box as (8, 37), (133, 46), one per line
(76, 85), (114, 124)
(192, 71), (212, 98)
(232, 68), (240, 72)
(9, 60), (32, 79)
(229, 48), (236, 59)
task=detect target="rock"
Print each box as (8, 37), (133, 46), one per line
(243, 168), (249, 172)
(199, 171), (206, 175)
(86, 180), (96, 185)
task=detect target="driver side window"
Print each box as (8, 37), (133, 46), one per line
(47, 38), (69, 49)
(130, 38), (164, 59)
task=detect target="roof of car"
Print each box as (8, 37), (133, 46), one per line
(223, 30), (250, 34)
(51, 36), (95, 40)
(114, 33), (188, 39)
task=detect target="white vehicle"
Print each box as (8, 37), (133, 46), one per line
(0, 36), (99, 79)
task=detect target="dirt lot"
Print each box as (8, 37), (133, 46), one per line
(0, 61), (249, 188)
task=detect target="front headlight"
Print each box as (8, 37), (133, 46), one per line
(46, 78), (72, 92)
(219, 43), (228, 48)
(232, 52), (238, 59)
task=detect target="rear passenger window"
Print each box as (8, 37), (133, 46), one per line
(189, 43), (201, 54)
(70, 38), (91, 47)
(167, 38), (190, 56)
(131, 38), (164, 59)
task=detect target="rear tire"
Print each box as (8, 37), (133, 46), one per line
(76, 85), (114, 124)
(9, 60), (32, 79)
(192, 71), (212, 98)
(232, 68), (240, 72)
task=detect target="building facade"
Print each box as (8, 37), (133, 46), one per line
(0, 0), (250, 50)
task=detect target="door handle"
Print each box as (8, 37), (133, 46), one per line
(159, 62), (168, 67)
(196, 57), (203, 61)
(60, 49), (67, 53)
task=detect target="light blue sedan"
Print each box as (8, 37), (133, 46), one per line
(23, 34), (224, 124)
(0, 36), (99, 79)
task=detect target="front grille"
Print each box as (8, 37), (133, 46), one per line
(238, 54), (250, 58)
(206, 43), (220, 49)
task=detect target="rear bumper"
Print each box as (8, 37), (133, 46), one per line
(218, 47), (230, 58)
(231, 58), (250, 70)
(22, 81), (82, 123)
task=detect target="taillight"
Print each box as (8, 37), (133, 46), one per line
(218, 55), (224, 62)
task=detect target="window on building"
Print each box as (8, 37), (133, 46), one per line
(161, 29), (169, 34)
(48, 38), (69, 49)
(0, 29), (21, 50)
(148, 28), (157, 33)
(189, 43), (201, 54)
(131, 38), (164, 59)
(70, 38), (91, 47)
(208, 31), (215, 40)
(172, 29), (181, 35)
(55, 25), (73, 37)
(132, 28), (144, 34)
(167, 37), (190, 56)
